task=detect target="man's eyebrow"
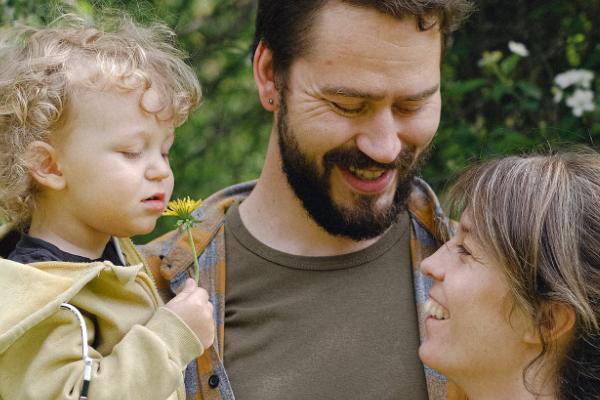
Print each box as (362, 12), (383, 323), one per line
(320, 84), (440, 101)
(402, 84), (440, 101)
(321, 86), (385, 101)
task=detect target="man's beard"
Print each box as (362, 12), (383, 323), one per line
(276, 97), (429, 241)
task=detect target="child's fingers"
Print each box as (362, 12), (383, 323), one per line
(180, 278), (197, 294)
(190, 287), (210, 303)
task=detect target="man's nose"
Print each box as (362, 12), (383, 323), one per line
(355, 109), (402, 164)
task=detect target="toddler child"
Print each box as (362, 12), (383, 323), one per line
(0, 14), (213, 400)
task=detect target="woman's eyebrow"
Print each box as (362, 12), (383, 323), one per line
(459, 223), (471, 234)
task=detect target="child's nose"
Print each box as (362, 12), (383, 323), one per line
(146, 153), (171, 180)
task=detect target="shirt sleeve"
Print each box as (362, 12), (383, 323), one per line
(0, 306), (204, 400)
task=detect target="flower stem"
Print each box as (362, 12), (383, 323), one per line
(186, 226), (200, 284)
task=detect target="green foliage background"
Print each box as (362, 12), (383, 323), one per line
(1, 0), (599, 242)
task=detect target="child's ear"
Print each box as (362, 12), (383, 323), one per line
(523, 303), (576, 345)
(26, 141), (66, 190)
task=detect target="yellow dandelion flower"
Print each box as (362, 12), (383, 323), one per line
(162, 196), (203, 284)
(162, 197), (202, 219)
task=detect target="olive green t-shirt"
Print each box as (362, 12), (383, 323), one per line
(224, 202), (428, 399)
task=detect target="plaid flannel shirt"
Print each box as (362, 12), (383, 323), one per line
(140, 179), (467, 400)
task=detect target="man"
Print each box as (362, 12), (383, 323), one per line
(142, 1), (473, 399)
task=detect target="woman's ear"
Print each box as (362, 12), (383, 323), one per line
(26, 141), (66, 190)
(523, 303), (576, 344)
(253, 40), (279, 112)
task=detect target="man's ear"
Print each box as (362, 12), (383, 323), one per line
(26, 141), (66, 190)
(253, 40), (278, 112)
(523, 303), (576, 344)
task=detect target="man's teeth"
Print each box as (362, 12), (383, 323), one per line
(348, 166), (385, 180)
(424, 298), (449, 320)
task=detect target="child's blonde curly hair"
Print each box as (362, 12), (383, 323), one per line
(0, 13), (201, 227)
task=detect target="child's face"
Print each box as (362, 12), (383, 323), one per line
(52, 85), (175, 239)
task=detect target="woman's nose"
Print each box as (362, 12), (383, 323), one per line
(420, 243), (448, 281)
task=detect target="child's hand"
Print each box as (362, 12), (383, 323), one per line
(165, 278), (215, 349)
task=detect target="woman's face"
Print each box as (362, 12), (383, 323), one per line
(418, 212), (534, 383)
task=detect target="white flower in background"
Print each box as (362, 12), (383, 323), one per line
(554, 69), (594, 89)
(552, 69), (596, 117)
(552, 87), (563, 103)
(508, 41), (529, 57)
(565, 89), (595, 117)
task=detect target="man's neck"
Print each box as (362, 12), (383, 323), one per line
(239, 135), (382, 257)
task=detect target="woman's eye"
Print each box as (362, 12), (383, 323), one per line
(456, 244), (471, 256)
(331, 102), (364, 114)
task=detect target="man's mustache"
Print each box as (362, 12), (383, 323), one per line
(323, 144), (417, 171)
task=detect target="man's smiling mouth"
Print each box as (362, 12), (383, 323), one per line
(348, 165), (387, 180)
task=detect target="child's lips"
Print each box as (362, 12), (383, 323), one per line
(142, 193), (166, 210)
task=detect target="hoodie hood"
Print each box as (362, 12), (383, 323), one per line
(0, 259), (146, 353)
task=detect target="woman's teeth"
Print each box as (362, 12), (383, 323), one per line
(424, 298), (449, 320)
(348, 166), (385, 180)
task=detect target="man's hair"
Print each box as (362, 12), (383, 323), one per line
(251, 0), (474, 85)
(0, 13), (201, 227)
(449, 148), (600, 399)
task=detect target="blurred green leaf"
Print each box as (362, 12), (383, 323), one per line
(500, 54), (520, 75)
(516, 81), (543, 100)
(445, 78), (487, 96)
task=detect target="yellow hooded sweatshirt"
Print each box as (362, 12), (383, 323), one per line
(0, 235), (203, 400)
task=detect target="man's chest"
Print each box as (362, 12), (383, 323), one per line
(223, 224), (428, 400)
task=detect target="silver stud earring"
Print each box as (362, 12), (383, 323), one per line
(268, 98), (274, 105)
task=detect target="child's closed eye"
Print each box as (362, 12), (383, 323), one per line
(120, 151), (143, 160)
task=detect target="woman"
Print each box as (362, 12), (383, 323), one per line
(419, 150), (600, 399)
